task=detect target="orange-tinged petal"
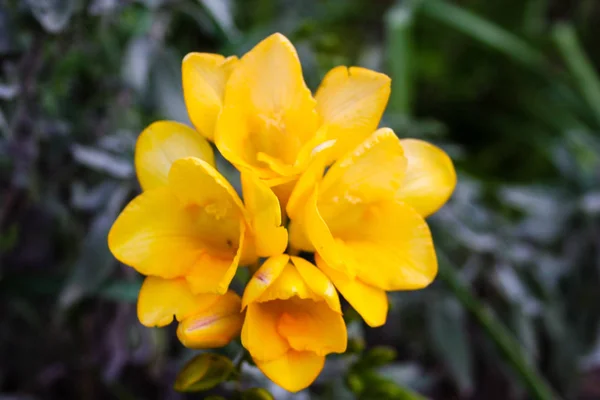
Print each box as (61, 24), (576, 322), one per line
(182, 53), (237, 140)
(177, 291), (243, 348)
(108, 187), (206, 278)
(242, 302), (290, 361)
(315, 66), (390, 160)
(184, 222), (246, 295)
(290, 256), (340, 313)
(319, 128), (406, 204)
(137, 277), (220, 327)
(317, 255), (388, 327)
(255, 351), (325, 393)
(241, 172), (288, 257)
(397, 138), (456, 217)
(135, 121), (214, 191)
(276, 299), (347, 355)
(242, 254), (290, 309)
(333, 201), (438, 291)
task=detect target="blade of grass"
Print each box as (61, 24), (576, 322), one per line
(419, 0), (545, 71)
(437, 251), (562, 400)
(385, 0), (416, 115)
(552, 23), (600, 128)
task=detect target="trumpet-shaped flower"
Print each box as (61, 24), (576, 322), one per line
(108, 156), (249, 294)
(287, 128), (456, 327)
(241, 255), (347, 392)
(214, 33), (391, 199)
(137, 276), (243, 348)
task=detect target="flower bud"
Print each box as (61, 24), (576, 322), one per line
(177, 291), (243, 349)
(174, 353), (234, 392)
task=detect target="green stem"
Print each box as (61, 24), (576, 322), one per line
(437, 252), (562, 400)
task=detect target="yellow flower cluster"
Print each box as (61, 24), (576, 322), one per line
(108, 33), (456, 392)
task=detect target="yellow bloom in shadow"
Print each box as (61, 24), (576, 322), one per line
(288, 128), (456, 327)
(241, 255), (347, 392)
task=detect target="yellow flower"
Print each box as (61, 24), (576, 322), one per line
(287, 128), (456, 327)
(137, 276), (243, 348)
(241, 255), (347, 392)
(109, 120), (288, 295)
(209, 33), (390, 199)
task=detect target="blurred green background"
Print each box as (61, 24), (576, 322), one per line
(1, 0), (600, 399)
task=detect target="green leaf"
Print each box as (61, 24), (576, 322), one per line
(437, 251), (562, 400)
(427, 295), (473, 395)
(420, 0), (545, 71)
(385, 0), (417, 115)
(241, 388), (275, 400)
(552, 23), (600, 128)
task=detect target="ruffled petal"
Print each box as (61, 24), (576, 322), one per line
(242, 302), (290, 361)
(315, 66), (391, 160)
(135, 121), (214, 191)
(241, 172), (288, 257)
(290, 256), (341, 313)
(317, 256), (388, 328)
(137, 277), (220, 327)
(177, 291), (243, 348)
(182, 53), (237, 140)
(242, 254), (290, 309)
(255, 351), (325, 393)
(319, 128), (406, 204)
(397, 139), (456, 217)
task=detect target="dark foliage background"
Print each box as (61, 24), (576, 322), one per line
(1, 0), (600, 399)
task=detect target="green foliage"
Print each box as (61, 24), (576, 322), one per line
(2, 0), (600, 399)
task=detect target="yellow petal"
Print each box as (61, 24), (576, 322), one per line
(137, 277), (220, 327)
(242, 254), (289, 309)
(184, 222), (246, 295)
(319, 128), (406, 204)
(316, 256), (388, 327)
(258, 263), (321, 304)
(242, 302), (290, 361)
(108, 188), (206, 278)
(168, 157), (246, 218)
(241, 171), (288, 257)
(290, 256), (341, 313)
(218, 33), (319, 177)
(255, 351), (325, 393)
(182, 53), (237, 141)
(288, 217), (315, 253)
(397, 139), (457, 217)
(135, 121), (215, 191)
(315, 66), (390, 160)
(286, 139), (335, 220)
(333, 200), (438, 291)
(177, 291), (244, 349)
(276, 299), (347, 355)
(303, 187), (353, 275)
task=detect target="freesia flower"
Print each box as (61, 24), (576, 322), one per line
(137, 276), (243, 348)
(241, 254), (347, 392)
(212, 33), (391, 201)
(287, 128), (456, 327)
